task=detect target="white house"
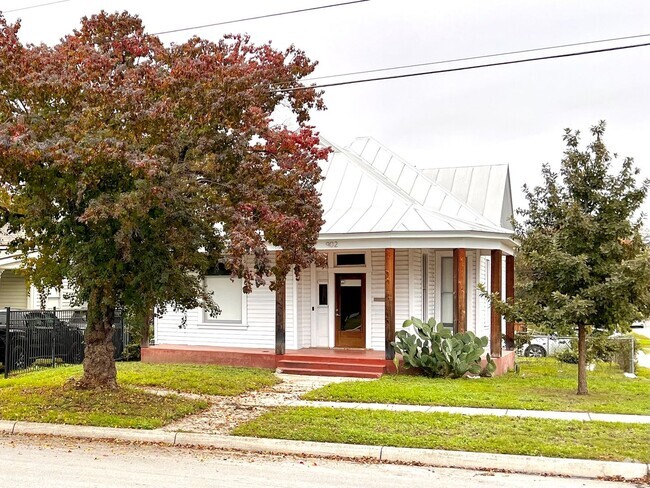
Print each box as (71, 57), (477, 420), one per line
(145, 137), (517, 376)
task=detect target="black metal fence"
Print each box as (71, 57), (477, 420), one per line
(1, 308), (126, 377)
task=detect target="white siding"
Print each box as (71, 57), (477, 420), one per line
(395, 249), (410, 329)
(410, 249), (422, 323)
(155, 278), (276, 349)
(467, 250), (477, 334)
(477, 254), (491, 340)
(370, 249), (385, 350)
(155, 256), (278, 349)
(428, 250), (436, 320)
(285, 271), (296, 350)
(0, 270), (28, 309)
(297, 266), (312, 349)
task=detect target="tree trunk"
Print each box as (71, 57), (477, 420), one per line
(140, 308), (152, 349)
(76, 291), (117, 390)
(576, 324), (588, 395)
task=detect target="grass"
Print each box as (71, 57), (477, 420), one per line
(234, 406), (650, 463)
(116, 362), (280, 396)
(304, 359), (650, 415)
(0, 362), (280, 428)
(632, 332), (650, 353)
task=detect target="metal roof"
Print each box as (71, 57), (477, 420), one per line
(421, 165), (514, 230)
(317, 137), (513, 236)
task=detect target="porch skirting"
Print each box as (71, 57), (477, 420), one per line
(141, 345), (516, 378)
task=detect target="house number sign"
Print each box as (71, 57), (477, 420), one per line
(325, 241), (338, 248)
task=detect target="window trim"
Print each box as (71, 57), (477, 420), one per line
(333, 251), (367, 268)
(200, 275), (247, 326)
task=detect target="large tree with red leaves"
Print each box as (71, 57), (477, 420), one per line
(0, 11), (327, 388)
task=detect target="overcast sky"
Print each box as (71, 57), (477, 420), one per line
(2, 0), (649, 221)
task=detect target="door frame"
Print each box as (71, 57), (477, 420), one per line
(334, 273), (366, 348)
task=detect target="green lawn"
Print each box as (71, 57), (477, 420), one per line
(632, 332), (650, 353)
(303, 359), (650, 415)
(0, 362), (280, 428)
(234, 407), (650, 463)
(116, 362), (280, 395)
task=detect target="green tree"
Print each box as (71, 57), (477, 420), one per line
(0, 12), (328, 389)
(502, 122), (649, 394)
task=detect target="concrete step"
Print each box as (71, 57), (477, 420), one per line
(282, 355), (386, 366)
(277, 359), (386, 374)
(277, 366), (383, 378)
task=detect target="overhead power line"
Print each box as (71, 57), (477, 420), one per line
(2, 0), (70, 13)
(278, 41), (650, 92)
(152, 0), (370, 36)
(302, 32), (650, 83)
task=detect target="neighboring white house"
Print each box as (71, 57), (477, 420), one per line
(152, 137), (517, 362)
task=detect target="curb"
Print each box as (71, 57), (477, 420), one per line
(1, 420), (648, 480)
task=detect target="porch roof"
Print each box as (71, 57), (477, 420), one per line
(316, 138), (515, 252)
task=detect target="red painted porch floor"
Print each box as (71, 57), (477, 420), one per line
(141, 345), (389, 378)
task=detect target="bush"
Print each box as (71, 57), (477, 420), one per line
(392, 317), (496, 378)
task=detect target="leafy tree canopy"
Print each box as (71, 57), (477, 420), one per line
(513, 121), (650, 335)
(0, 11), (328, 387)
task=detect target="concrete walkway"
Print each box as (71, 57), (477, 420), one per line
(227, 373), (650, 424)
(277, 399), (650, 423)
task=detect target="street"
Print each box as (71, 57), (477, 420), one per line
(1, 434), (640, 488)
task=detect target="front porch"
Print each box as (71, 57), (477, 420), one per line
(142, 345), (389, 378)
(141, 344), (516, 379)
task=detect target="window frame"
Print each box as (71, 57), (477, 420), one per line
(201, 273), (247, 326)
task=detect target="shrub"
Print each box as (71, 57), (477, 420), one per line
(392, 317), (496, 378)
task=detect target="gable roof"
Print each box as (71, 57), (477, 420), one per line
(421, 165), (514, 230)
(317, 137), (513, 238)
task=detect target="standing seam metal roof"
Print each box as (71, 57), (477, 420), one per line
(317, 137), (512, 236)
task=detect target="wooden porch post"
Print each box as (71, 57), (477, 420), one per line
(505, 254), (515, 350)
(490, 249), (503, 357)
(385, 248), (396, 360)
(453, 248), (467, 333)
(275, 276), (286, 356)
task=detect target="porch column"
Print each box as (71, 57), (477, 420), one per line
(505, 254), (515, 350)
(452, 248), (467, 333)
(275, 276), (286, 356)
(385, 248), (396, 360)
(490, 249), (503, 357)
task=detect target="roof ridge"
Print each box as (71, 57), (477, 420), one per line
(345, 137), (503, 230)
(331, 142), (505, 233)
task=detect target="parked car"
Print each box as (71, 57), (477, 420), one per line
(62, 310), (125, 360)
(517, 333), (572, 358)
(0, 310), (85, 371)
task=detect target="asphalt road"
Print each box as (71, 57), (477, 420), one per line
(1, 434), (638, 488)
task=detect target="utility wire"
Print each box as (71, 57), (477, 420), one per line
(2, 0), (70, 13)
(301, 32), (650, 83)
(152, 0), (370, 36)
(278, 41), (650, 92)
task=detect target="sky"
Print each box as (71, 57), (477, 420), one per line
(2, 0), (649, 222)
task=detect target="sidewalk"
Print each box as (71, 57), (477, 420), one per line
(277, 399), (650, 424)
(225, 373), (650, 424)
(1, 419), (648, 481)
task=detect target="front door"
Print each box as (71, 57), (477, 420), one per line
(334, 274), (365, 348)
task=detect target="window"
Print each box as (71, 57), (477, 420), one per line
(318, 284), (328, 306)
(203, 264), (243, 324)
(440, 257), (453, 330)
(335, 253), (365, 266)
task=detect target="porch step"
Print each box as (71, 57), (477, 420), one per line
(276, 359), (386, 379)
(280, 354), (387, 366)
